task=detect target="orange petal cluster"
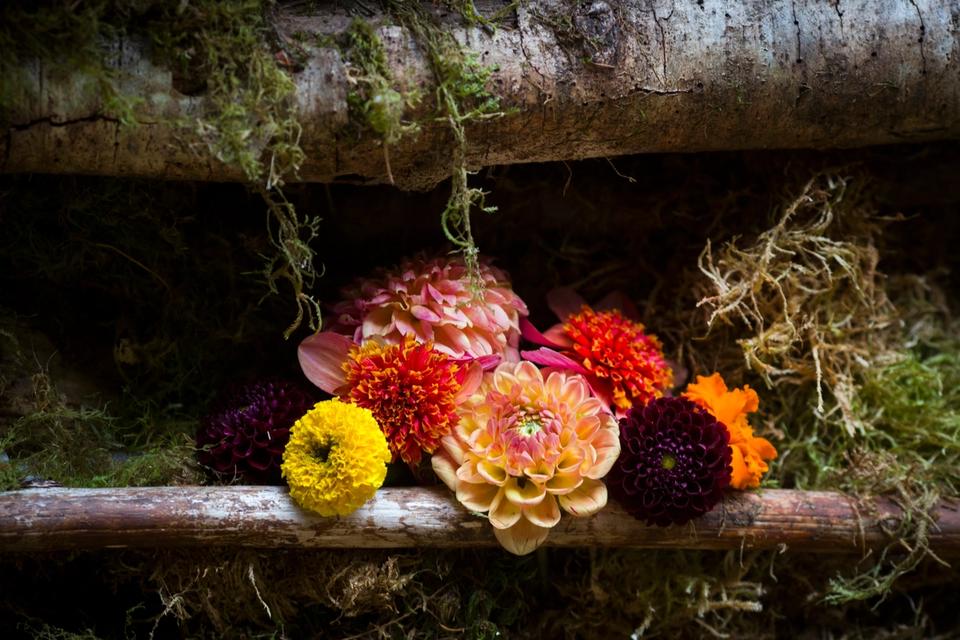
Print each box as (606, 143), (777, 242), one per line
(683, 373), (777, 489)
(432, 362), (620, 555)
(564, 307), (673, 412)
(343, 338), (468, 465)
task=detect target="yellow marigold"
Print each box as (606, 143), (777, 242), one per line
(281, 399), (391, 516)
(683, 373), (778, 490)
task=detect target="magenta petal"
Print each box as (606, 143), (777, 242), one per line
(472, 354), (502, 371)
(521, 347), (589, 375)
(546, 287), (587, 321)
(520, 317), (563, 348)
(297, 332), (354, 393)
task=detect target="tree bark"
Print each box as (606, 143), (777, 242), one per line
(1, 486), (958, 553)
(2, 0), (958, 189)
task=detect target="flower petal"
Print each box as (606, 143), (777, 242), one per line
(439, 435), (466, 465)
(504, 477), (547, 506)
(521, 347), (588, 375)
(477, 460), (508, 486)
(493, 518), (551, 556)
(547, 287), (587, 321)
(523, 495), (561, 528)
(455, 362), (485, 402)
(297, 332), (354, 393)
(559, 478), (608, 517)
(457, 481), (500, 512)
(520, 317), (564, 348)
(594, 290), (636, 317)
(431, 451), (459, 490)
(489, 487), (523, 529)
(545, 472), (583, 495)
(585, 425), (621, 479)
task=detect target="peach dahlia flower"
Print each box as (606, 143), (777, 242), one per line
(330, 254), (529, 362)
(432, 361), (621, 555)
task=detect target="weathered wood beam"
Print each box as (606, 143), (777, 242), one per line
(1, 487), (957, 554)
(3, 1), (959, 189)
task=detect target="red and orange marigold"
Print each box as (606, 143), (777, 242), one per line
(342, 338), (478, 465)
(522, 288), (673, 415)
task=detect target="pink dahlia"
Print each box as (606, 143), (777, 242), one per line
(329, 254), (529, 361)
(432, 361), (621, 555)
(521, 288), (673, 416)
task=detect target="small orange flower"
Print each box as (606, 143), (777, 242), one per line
(683, 373), (777, 489)
(343, 338), (475, 465)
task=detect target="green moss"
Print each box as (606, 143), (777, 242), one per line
(0, 1), (322, 337)
(386, 0), (508, 288)
(146, 0), (321, 337)
(342, 18), (420, 184)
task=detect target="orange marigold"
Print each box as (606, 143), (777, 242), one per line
(343, 338), (474, 465)
(683, 373), (777, 490)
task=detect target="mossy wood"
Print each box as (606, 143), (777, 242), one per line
(1, 486), (958, 554)
(3, 0), (958, 189)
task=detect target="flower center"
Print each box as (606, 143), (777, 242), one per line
(312, 443), (332, 464)
(661, 454), (676, 470)
(517, 419), (542, 437)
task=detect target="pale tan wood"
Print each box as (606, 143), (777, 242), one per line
(3, 1), (958, 189)
(0, 486), (957, 554)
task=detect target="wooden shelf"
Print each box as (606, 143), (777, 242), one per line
(1, 486), (957, 554)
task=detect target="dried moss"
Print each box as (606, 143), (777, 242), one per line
(696, 174), (898, 434)
(689, 172), (959, 605)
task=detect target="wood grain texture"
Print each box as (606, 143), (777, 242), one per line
(1, 487), (957, 554)
(3, 0), (959, 188)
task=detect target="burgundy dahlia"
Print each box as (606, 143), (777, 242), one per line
(610, 397), (732, 526)
(197, 379), (315, 484)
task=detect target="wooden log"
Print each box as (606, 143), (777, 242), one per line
(1, 486), (957, 554)
(3, 0), (959, 189)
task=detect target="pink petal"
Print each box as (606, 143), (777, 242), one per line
(455, 362), (484, 402)
(297, 332), (354, 393)
(361, 306), (393, 338)
(493, 518), (551, 556)
(521, 347), (589, 375)
(472, 354), (502, 371)
(558, 478), (608, 517)
(520, 317), (563, 348)
(547, 287), (587, 321)
(411, 304), (442, 323)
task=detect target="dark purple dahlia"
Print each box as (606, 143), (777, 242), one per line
(610, 397), (732, 526)
(197, 379), (315, 484)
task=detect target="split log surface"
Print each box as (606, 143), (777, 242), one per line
(1, 486), (958, 554)
(3, 0), (959, 189)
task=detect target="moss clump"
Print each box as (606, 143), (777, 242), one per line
(0, 1), (141, 127)
(147, 0), (321, 338)
(696, 174), (897, 434)
(387, 0), (508, 289)
(689, 173), (959, 605)
(343, 18), (420, 184)
(0, 1), (322, 337)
